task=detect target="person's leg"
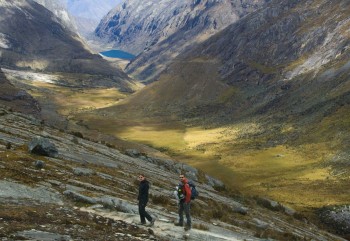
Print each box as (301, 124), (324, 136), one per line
(138, 203), (146, 224)
(184, 202), (191, 229)
(144, 206), (153, 222)
(176, 202), (184, 226)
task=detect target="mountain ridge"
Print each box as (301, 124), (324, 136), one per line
(96, 0), (269, 82)
(0, 0), (137, 92)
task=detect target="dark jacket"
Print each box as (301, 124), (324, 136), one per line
(138, 179), (149, 204)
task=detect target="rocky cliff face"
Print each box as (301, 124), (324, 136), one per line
(0, 0), (136, 92)
(95, 0), (269, 82)
(33, 0), (77, 32)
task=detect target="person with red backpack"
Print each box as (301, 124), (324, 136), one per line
(174, 174), (192, 231)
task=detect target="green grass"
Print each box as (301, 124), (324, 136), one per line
(15, 63), (350, 216)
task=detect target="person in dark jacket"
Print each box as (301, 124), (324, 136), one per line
(137, 174), (155, 226)
(174, 174), (192, 231)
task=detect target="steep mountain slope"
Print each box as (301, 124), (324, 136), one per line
(33, 0), (77, 32)
(81, 0), (350, 236)
(0, 107), (346, 240)
(0, 0), (136, 92)
(0, 69), (40, 116)
(124, 0), (350, 116)
(96, 0), (269, 82)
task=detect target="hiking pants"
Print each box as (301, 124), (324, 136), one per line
(139, 202), (152, 223)
(179, 201), (191, 227)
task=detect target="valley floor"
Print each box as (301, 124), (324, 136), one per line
(3, 68), (349, 239)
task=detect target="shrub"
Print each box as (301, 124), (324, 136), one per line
(192, 223), (209, 231)
(151, 195), (170, 205)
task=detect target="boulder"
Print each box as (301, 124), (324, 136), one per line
(28, 137), (58, 157)
(34, 160), (45, 169)
(206, 175), (225, 188)
(319, 205), (350, 235)
(125, 149), (141, 157)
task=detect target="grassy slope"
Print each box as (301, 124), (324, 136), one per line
(73, 58), (350, 214)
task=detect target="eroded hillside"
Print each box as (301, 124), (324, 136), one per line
(0, 107), (346, 240)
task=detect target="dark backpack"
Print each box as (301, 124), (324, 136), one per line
(188, 181), (199, 200)
(177, 181), (199, 200)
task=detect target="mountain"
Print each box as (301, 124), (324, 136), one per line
(95, 0), (269, 82)
(86, 0), (350, 237)
(66, 0), (121, 37)
(0, 0), (136, 92)
(33, 0), (77, 32)
(119, 0), (350, 130)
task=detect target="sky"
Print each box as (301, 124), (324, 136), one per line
(66, 0), (122, 19)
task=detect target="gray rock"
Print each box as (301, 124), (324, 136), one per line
(63, 190), (97, 204)
(319, 205), (350, 234)
(253, 218), (269, 229)
(125, 149), (141, 157)
(15, 230), (71, 241)
(97, 172), (114, 181)
(283, 206), (297, 216)
(28, 136), (58, 157)
(206, 175), (225, 188)
(0, 180), (62, 204)
(34, 160), (45, 169)
(256, 197), (282, 211)
(233, 206), (249, 215)
(73, 167), (94, 176)
(99, 196), (138, 214)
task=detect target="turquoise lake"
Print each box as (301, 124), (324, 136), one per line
(99, 50), (135, 60)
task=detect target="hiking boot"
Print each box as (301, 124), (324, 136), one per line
(149, 218), (156, 227)
(184, 225), (191, 231)
(174, 222), (183, 227)
(138, 222), (147, 226)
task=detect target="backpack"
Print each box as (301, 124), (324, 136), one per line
(177, 181), (199, 200)
(188, 181), (199, 200)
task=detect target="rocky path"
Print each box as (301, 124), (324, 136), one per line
(82, 205), (257, 241)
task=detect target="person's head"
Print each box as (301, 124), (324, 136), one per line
(179, 174), (186, 183)
(138, 174), (145, 181)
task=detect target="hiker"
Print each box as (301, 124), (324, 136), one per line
(175, 174), (192, 231)
(137, 174), (155, 226)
